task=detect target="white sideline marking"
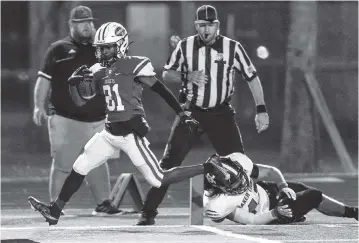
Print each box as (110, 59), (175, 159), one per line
(1, 225), (186, 231)
(192, 225), (282, 243)
(1, 213), (187, 220)
(212, 223), (358, 227)
(284, 240), (358, 242)
(291, 177), (343, 183)
(318, 224), (345, 228)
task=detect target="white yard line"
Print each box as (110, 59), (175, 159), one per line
(224, 223), (358, 227)
(1, 225), (186, 230)
(192, 225), (282, 243)
(283, 240), (358, 242)
(290, 177), (344, 183)
(1, 225), (282, 243)
(2, 223), (356, 243)
(0, 212), (188, 219)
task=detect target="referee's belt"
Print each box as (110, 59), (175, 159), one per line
(188, 101), (230, 112)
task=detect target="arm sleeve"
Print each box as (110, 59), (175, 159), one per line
(233, 42), (258, 81)
(38, 45), (56, 80)
(163, 41), (184, 71)
(150, 80), (183, 114)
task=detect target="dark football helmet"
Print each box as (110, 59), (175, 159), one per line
(204, 154), (250, 195)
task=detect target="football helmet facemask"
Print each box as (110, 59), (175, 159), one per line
(93, 22), (129, 67)
(205, 154), (250, 195)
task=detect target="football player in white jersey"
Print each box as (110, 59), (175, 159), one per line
(203, 153), (358, 225)
(27, 22), (230, 226)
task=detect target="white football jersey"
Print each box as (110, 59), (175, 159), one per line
(203, 153), (270, 221)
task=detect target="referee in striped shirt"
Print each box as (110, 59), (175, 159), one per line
(137, 4), (269, 225)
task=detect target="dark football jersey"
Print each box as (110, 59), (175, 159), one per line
(38, 36), (106, 122)
(91, 56), (156, 122)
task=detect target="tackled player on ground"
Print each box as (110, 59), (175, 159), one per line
(203, 153), (358, 224)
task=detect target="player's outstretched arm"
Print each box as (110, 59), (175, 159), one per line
(255, 164), (286, 182)
(227, 203), (292, 225)
(138, 76), (200, 134)
(256, 164), (296, 200)
(138, 76), (184, 114)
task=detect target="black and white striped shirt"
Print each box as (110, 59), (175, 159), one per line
(164, 35), (257, 109)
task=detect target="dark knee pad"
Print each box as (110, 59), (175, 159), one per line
(308, 189), (323, 208)
(292, 189), (323, 218)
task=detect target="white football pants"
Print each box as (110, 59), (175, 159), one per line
(73, 129), (164, 188)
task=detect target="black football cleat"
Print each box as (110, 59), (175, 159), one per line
(354, 207), (358, 221)
(28, 196), (60, 226)
(136, 210), (157, 226)
(91, 199), (123, 216)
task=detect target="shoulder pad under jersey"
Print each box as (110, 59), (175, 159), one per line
(128, 56), (156, 77)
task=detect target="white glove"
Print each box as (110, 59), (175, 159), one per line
(273, 203), (293, 219)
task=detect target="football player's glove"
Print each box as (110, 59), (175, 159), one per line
(68, 65), (87, 85)
(272, 197), (296, 224)
(68, 65), (97, 105)
(178, 112), (202, 135)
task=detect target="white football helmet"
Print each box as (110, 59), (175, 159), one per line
(93, 22), (129, 66)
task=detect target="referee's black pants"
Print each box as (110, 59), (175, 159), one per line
(141, 102), (245, 214)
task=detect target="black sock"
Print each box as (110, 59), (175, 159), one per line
(51, 201), (62, 217)
(344, 206), (356, 218)
(55, 198), (66, 209)
(57, 169), (85, 208)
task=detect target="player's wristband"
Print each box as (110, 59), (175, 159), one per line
(181, 72), (188, 81)
(256, 105), (267, 114)
(278, 182), (289, 191)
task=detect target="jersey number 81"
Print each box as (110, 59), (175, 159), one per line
(103, 84), (124, 111)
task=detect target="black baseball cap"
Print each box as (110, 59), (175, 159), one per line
(195, 5), (219, 24)
(69, 5), (95, 22)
